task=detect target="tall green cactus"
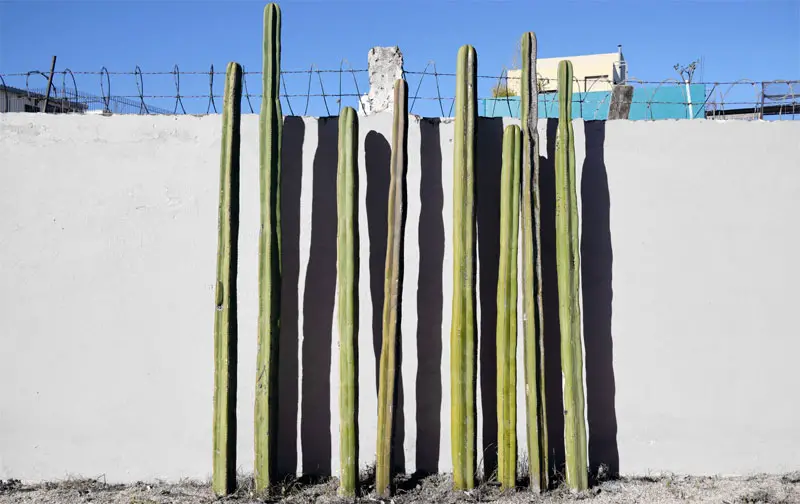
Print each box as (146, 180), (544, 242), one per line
(337, 106), (359, 497)
(520, 31), (549, 492)
(450, 43), (477, 491)
(496, 124), (521, 491)
(555, 59), (588, 491)
(212, 61), (242, 498)
(376, 79), (409, 498)
(255, 2), (282, 493)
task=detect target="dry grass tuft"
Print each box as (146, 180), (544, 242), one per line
(1, 472), (799, 504)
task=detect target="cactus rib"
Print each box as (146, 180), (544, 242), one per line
(520, 31), (549, 492)
(496, 124), (521, 491)
(555, 59), (588, 491)
(212, 61), (242, 498)
(450, 44), (477, 491)
(255, 2), (282, 493)
(375, 79), (409, 498)
(337, 106), (359, 497)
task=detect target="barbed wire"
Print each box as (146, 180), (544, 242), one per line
(1, 65), (797, 120)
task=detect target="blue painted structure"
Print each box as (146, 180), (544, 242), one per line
(482, 83), (707, 120)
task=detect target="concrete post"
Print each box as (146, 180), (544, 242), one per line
(359, 46), (404, 116)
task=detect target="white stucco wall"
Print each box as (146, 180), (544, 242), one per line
(1, 113), (798, 483)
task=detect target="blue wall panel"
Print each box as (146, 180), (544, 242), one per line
(482, 84), (706, 120)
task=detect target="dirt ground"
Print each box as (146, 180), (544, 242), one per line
(2, 472), (799, 504)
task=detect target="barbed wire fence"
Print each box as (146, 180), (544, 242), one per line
(1, 65), (797, 120)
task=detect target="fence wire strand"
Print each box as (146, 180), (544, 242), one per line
(0, 66), (796, 119)
(134, 66), (148, 114)
(207, 64), (217, 114)
(99, 67), (111, 112)
(0, 73), (7, 113)
(280, 70), (293, 115)
(172, 65), (185, 114)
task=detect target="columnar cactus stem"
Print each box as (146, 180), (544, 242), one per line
(450, 43), (477, 491)
(337, 106), (359, 497)
(496, 124), (521, 491)
(255, 2), (282, 493)
(520, 31), (549, 492)
(212, 61), (242, 498)
(555, 59), (588, 491)
(375, 79), (408, 498)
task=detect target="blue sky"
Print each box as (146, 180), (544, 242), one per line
(1, 0), (798, 116)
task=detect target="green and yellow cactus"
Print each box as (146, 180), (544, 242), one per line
(254, 2), (282, 493)
(212, 61), (242, 498)
(520, 31), (549, 492)
(336, 106), (359, 497)
(450, 43), (478, 491)
(376, 79), (409, 498)
(555, 59), (588, 491)
(496, 124), (521, 491)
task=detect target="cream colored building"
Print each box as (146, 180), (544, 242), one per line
(506, 46), (627, 95)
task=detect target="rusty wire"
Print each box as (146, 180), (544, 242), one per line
(0, 67), (795, 118)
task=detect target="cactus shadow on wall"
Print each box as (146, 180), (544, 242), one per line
(475, 117), (505, 480)
(414, 118), (444, 476)
(300, 117), (339, 478)
(365, 131), (406, 474)
(580, 121), (618, 480)
(539, 118), (567, 476)
(277, 116), (305, 479)
(538, 118), (618, 482)
(366, 131), (390, 391)
(347, 123), (363, 491)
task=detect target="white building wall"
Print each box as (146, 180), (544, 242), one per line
(1, 114), (799, 483)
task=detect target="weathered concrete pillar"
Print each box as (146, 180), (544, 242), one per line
(608, 85), (634, 120)
(359, 46), (404, 116)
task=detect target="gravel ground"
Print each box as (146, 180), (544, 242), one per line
(2, 472), (799, 504)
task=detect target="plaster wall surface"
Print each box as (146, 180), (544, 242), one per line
(1, 113), (798, 483)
